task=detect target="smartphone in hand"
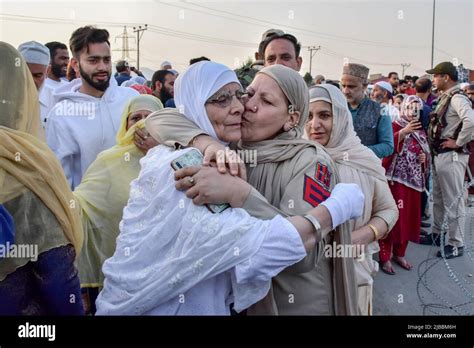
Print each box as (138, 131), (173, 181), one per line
(171, 148), (230, 213)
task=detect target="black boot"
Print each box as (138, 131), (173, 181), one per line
(437, 245), (464, 259)
(419, 233), (441, 246)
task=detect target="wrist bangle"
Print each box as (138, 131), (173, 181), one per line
(303, 214), (322, 243)
(368, 223), (379, 241)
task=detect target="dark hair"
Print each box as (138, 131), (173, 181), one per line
(415, 78), (432, 93)
(151, 70), (173, 91)
(399, 79), (408, 85)
(45, 41), (68, 60)
(449, 71), (459, 82)
(189, 56), (210, 65)
(261, 33), (301, 58)
(325, 80), (340, 89)
(404, 75), (412, 81)
(69, 26), (110, 58)
(116, 65), (128, 73)
(388, 72), (398, 78)
(412, 75), (419, 84)
(467, 84), (474, 91)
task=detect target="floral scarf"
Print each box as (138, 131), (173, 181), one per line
(386, 96), (430, 192)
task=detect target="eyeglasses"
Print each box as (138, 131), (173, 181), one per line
(206, 89), (247, 108)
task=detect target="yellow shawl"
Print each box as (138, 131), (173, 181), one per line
(74, 95), (163, 287)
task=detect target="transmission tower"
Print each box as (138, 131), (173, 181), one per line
(113, 26), (136, 63)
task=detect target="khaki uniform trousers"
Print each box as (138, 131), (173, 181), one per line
(432, 151), (469, 247)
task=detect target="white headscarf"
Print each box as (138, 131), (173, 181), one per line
(174, 61), (240, 142)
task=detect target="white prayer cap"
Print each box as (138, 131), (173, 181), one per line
(460, 82), (469, 90)
(160, 60), (172, 68)
(375, 81), (393, 94)
(17, 41), (50, 66)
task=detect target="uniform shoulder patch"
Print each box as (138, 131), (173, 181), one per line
(303, 174), (330, 207)
(315, 162), (331, 191)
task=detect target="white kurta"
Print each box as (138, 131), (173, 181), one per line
(39, 77), (70, 125)
(45, 78), (139, 189)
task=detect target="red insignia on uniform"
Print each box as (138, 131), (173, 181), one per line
(303, 174), (330, 207)
(315, 162), (331, 190)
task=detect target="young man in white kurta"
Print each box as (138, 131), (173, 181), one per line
(45, 26), (139, 189)
(46, 77), (138, 189)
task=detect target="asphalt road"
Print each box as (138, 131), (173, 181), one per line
(373, 204), (474, 315)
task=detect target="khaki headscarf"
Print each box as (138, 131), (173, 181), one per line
(239, 65), (358, 315)
(0, 42), (82, 281)
(239, 64), (314, 162)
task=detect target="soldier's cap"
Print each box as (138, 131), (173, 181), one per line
(426, 62), (458, 80)
(258, 29), (299, 57)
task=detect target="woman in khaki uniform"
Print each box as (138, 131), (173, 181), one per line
(145, 64), (358, 315)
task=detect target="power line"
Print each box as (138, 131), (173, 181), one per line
(113, 26), (136, 62)
(1, 12), (471, 69)
(401, 63), (411, 77)
(132, 24), (148, 70)
(307, 46), (321, 76)
(164, 1), (428, 50)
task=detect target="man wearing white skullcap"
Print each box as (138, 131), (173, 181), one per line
(160, 61), (172, 70)
(371, 81), (400, 121)
(18, 41), (50, 90)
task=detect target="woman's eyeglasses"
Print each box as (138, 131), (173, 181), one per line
(206, 89), (248, 108)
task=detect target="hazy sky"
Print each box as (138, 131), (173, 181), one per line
(1, 0), (472, 79)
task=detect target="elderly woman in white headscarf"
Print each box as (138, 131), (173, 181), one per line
(95, 61), (362, 315)
(144, 64), (368, 315)
(305, 84), (399, 315)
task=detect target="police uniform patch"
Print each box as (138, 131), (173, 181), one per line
(303, 174), (330, 207)
(315, 162), (331, 190)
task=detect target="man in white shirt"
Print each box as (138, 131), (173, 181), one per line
(39, 42), (70, 124)
(46, 26), (138, 189)
(371, 81), (400, 121)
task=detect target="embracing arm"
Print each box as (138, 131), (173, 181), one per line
(145, 109), (206, 149)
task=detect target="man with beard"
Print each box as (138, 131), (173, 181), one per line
(151, 69), (176, 106)
(46, 26), (138, 189)
(38, 42), (70, 124)
(388, 72), (400, 94)
(370, 81), (399, 121)
(341, 63), (394, 159)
